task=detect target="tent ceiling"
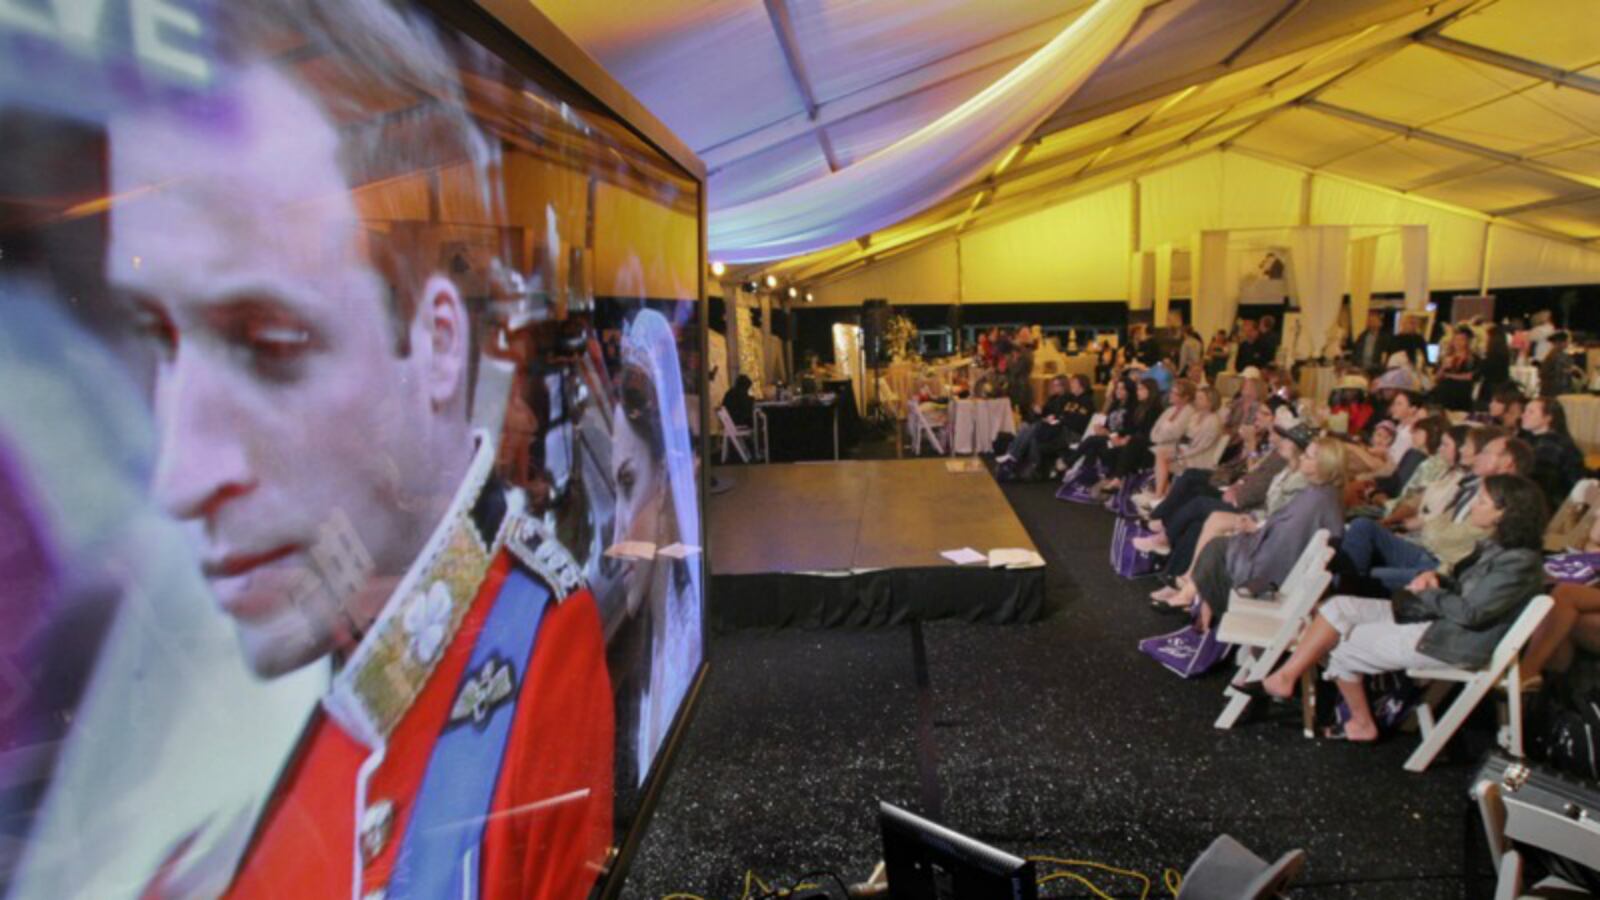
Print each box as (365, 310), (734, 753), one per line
(537, 0), (1600, 281)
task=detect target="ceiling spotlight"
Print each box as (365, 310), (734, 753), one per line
(787, 286), (798, 299)
(765, 274), (778, 289)
(742, 280), (759, 293)
(805, 292), (815, 303)
(710, 260), (726, 277)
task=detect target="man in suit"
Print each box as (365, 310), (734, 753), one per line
(1349, 311), (1388, 372)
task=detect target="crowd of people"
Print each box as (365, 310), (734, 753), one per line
(1034, 309), (1600, 763)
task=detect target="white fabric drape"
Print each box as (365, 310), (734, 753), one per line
(707, 0), (1145, 262)
(1154, 243), (1173, 326)
(1347, 235), (1380, 333)
(1401, 225), (1429, 311)
(831, 323), (866, 414)
(1286, 226), (1349, 360)
(1192, 231), (1233, 348)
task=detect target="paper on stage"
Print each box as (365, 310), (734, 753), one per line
(604, 541), (657, 560)
(945, 459), (984, 473)
(940, 547), (987, 566)
(988, 548), (1045, 569)
(657, 542), (702, 560)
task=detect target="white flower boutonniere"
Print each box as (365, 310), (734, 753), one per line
(403, 581), (453, 665)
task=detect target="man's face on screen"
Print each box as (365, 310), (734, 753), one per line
(107, 66), (442, 677)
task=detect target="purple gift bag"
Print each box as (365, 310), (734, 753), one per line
(1110, 516), (1160, 578)
(1138, 622), (1232, 678)
(1055, 457), (1104, 504)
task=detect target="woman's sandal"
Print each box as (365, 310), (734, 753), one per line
(1320, 723), (1381, 743)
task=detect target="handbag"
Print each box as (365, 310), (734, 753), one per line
(1106, 470), (1154, 519)
(1110, 516), (1160, 578)
(1138, 620), (1232, 678)
(1055, 457), (1105, 504)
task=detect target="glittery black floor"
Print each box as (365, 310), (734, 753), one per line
(620, 473), (1499, 899)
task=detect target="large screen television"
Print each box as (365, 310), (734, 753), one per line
(0, 1), (707, 896)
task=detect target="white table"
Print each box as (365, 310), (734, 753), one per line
(946, 397), (1016, 455)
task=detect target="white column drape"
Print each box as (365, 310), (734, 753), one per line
(1154, 243), (1173, 326)
(1287, 226), (1349, 360)
(708, 0), (1146, 262)
(1401, 225), (1429, 312)
(1192, 231), (1233, 348)
(1347, 235), (1380, 333)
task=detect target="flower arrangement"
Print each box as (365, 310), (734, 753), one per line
(885, 313), (919, 363)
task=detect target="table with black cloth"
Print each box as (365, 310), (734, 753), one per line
(821, 379), (862, 450)
(756, 399), (841, 462)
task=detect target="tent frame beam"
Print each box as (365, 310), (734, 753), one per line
(762, 0), (841, 172)
(1300, 100), (1600, 195)
(1417, 33), (1600, 97)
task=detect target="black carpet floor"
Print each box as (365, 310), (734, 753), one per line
(620, 466), (1500, 899)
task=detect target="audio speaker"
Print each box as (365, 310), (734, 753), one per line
(862, 298), (890, 366)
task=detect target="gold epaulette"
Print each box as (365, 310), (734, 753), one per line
(504, 514), (582, 599)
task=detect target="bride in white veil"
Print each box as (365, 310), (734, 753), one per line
(611, 305), (703, 783)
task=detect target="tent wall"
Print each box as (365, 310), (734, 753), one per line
(813, 238), (960, 305)
(804, 150), (1600, 309)
(958, 184), (1131, 302)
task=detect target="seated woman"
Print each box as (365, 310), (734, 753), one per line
(1251, 474), (1548, 742)
(1521, 396), (1587, 509)
(1093, 377), (1164, 494)
(1153, 435), (1345, 621)
(721, 374), (754, 429)
(1000, 375), (1093, 481)
(1140, 379), (1197, 494)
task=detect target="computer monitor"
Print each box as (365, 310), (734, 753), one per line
(879, 802), (1037, 900)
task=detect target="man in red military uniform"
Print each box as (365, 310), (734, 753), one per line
(105, 3), (616, 896)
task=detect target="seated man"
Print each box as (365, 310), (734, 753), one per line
(1249, 475), (1548, 742)
(1337, 434), (1533, 593)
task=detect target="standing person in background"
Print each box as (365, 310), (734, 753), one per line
(1095, 338), (1117, 385)
(1179, 325), (1204, 375)
(1258, 315), (1281, 365)
(1206, 329), (1232, 379)
(1234, 319), (1267, 371)
(1478, 325), (1512, 410)
(1540, 331), (1578, 397)
(1349, 311), (1389, 373)
(1528, 310), (1557, 362)
(1008, 338), (1035, 415)
(1432, 327), (1479, 413)
(1389, 314), (1428, 369)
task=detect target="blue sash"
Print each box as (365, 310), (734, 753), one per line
(386, 567), (551, 900)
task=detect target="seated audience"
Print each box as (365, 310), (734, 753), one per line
(1250, 475), (1548, 742)
(1000, 375), (1093, 481)
(1135, 405), (1287, 571)
(1336, 433), (1532, 593)
(1382, 422), (1474, 533)
(1521, 395), (1587, 508)
(1481, 384), (1526, 431)
(1155, 385), (1224, 498)
(1156, 435), (1346, 625)
(1094, 377), (1164, 494)
(1063, 376), (1133, 474)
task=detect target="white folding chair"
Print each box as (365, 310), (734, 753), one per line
(907, 402), (945, 456)
(1403, 595), (1555, 773)
(1474, 775), (1600, 899)
(717, 406), (754, 463)
(1214, 530), (1334, 735)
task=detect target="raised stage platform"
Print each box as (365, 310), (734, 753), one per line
(707, 459), (1045, 629)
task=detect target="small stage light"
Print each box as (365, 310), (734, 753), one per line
(710, 260), (726, 277)
(787, 286), (798, 299)
(765, 274), (778, 289)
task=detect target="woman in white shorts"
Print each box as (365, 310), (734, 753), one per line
(1245, 474), (1548, 742)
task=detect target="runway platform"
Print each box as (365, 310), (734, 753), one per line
(707, 459), (1045, 630)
